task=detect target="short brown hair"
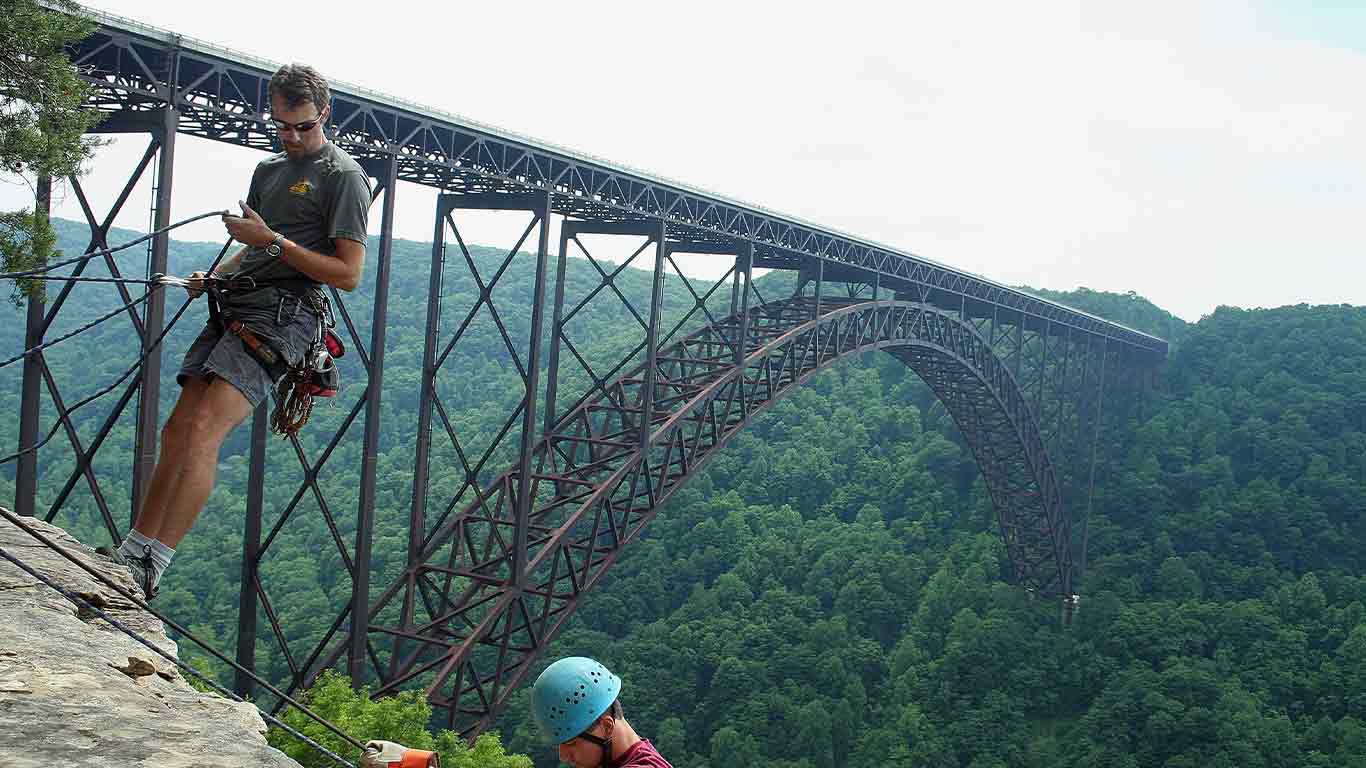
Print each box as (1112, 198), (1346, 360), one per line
(268, 63), (330, 114)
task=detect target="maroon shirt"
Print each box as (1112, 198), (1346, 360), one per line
(609, 739), (673, 768)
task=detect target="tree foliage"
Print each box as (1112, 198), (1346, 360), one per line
(5, 219), (1366, 766)
(0, 0), (103, 301)
(269, 670), (532, 768)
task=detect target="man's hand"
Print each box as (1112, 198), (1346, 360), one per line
(362, 740), (439, 768)
(222, 201), (275, 248)
(186, 270), (211, 299)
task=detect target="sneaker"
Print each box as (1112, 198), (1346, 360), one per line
(95, 544), (158, 601)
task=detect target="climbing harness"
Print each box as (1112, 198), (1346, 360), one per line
(0, 209), (347, 463)
(203, 274), (344, 437)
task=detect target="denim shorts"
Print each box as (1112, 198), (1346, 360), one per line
(177, 301), (320, 408)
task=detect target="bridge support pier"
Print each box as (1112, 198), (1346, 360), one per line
(28, 119), (171, 541)
(346, 158), (400, 687)
(235, 407), (268, 697)
(131, 105), (178, 528)
(15, 176), (50, 519)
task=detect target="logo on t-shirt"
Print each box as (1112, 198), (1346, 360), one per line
(289, 180), (313, 196)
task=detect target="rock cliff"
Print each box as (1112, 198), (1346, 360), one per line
(0, 511), (301, 768)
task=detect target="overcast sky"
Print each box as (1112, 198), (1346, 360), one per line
(3, 0), (1362, 322)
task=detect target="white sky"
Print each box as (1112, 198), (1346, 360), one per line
(3, 0), (1363, 322)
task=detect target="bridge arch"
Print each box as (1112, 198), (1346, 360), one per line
(361, 296), (1072, 735)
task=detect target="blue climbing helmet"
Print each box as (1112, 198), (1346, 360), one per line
(531, 656), (622, 744)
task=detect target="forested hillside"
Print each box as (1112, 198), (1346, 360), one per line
(4, 220), (1365, 767)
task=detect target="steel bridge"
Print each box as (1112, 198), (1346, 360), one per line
(8, 6), (1167, 738)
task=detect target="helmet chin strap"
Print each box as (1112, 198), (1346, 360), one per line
(578, 724), (614, 768)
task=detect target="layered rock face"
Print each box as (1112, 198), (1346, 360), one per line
(0, 512), (301, 768)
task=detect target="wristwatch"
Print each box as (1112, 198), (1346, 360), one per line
(265, 233), (285, 257)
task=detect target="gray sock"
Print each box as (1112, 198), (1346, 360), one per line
(145, 538), (175, 588)
(118, 528), (154, 560)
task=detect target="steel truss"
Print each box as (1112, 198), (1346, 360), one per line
(16, 112), (176, 534)
(9, 2), (1166, 742)
(342, 288), (1118, 737)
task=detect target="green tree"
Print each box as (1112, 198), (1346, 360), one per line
(1, 0), (103, 302)
(709, 726), (761, 768)
(20, 216), (1366, 768)
(1156, 556), (1204, 601)
(268, 670), (532, 768)
(1339, 624), (1366, 719)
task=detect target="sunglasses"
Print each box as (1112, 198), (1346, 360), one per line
(270, 113), (324, 133)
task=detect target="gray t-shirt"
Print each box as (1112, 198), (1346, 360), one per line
(230, 141), (371, 308)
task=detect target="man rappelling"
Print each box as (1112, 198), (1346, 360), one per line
(106, 62), (372, 600)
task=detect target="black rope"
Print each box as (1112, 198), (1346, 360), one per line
(0, 238), (238, 466)
(0, 288), (154, 370)
(0, 289), (196, 466)
(0, 210), (229, 280)
(17, 274), (172, 286)
(2, 227), (322, 466)
(0, 269), (250, 373)
(0, 508), (367, 760)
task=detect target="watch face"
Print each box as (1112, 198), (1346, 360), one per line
(266, 244), (282, 256)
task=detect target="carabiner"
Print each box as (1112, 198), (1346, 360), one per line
(276, 293), (303, 326)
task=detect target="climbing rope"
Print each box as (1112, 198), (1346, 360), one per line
(0, 225), (242, 466)
(0, 287), (197, 466)
(0, 204), (320, 467)
(0, 507), (365, 767)
(272, 364), (317, 435)
(0, 210), (229, 280)
(0, 286), (155, 370)
(0, 272), (250, 372)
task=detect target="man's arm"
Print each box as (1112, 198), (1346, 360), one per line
(277, 234), (363, 291)
(185, 243), (249, 299)
(222, 201), (364, 291)
(216, 244), (250, 275)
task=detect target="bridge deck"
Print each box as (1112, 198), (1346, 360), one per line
(65, 3), (1166, 360)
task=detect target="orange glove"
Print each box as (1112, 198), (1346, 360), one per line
(361, 740), (440, 768)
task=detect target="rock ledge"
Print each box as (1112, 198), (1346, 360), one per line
(0, 512), (301, 768)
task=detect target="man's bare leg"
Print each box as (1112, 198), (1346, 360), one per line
(130, 376), (210, 538)
(153, 376), (255, 548)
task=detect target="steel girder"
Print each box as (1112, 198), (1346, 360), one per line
(19, 120), (173, 539)
(14, 176), (50, 519)
(332, 296), (1075, 738)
